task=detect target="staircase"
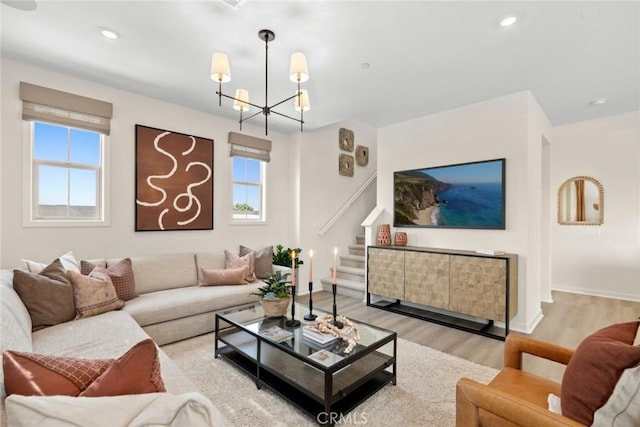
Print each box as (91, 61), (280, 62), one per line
(320, 235), (366, 300)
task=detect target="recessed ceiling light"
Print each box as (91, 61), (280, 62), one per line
(500, 16), (518, 27)
(361, 63), (371, 69)
(100, 27), (120, 40)
(590, 97), (608, 106)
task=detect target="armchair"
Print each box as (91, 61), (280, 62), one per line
(456, 334), (584, 426)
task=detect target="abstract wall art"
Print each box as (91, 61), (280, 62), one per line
(135, 125), (214, 231)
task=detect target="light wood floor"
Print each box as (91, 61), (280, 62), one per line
(309, 290), (640, 383)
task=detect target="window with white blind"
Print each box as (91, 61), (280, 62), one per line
(229, 132), (270, 223)
(20, 82), (112, 226)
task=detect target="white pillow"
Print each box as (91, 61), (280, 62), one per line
(593, 365), (640, 426)
(20, 251), (80, 273)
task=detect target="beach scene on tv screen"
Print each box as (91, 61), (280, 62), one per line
(394, 159), (504, 229)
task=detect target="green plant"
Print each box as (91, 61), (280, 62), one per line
(251, 270), (291, 299)
(272, 244), (304, 267)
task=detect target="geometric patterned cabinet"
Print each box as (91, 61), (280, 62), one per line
(367, 245), (518, 340)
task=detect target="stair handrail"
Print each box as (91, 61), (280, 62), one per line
(317, 172), (377, 236)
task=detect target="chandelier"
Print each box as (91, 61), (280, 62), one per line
(210, 29), (310, 135)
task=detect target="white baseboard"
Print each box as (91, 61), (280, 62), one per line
(552, 286), (640, 302)
(509, 309), (544, 334)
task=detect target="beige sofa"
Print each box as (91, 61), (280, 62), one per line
(1, 250), (285, 425)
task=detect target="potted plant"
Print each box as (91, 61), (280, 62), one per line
(272, 244), (304, 268)
(251, 270), (292, 317)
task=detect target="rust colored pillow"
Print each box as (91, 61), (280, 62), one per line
(561, 321), (640, 425)
(67, 269), (124, 319)
(200, 266), (248, 286)
(81, 258), (138, 301)
(12, 259), (76, 331)
(3, 339), (165, 397)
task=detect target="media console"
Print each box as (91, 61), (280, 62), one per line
(366, 245), (518, 340)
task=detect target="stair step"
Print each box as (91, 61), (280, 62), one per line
(348, 244), (365, 257)
(340, 254), (365, 269)
(333, 265), (365, 282)
(320, 277), (365, 300)
(356, 234), (365, 245)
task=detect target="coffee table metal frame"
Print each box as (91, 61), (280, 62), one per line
(214, 303), (397, 424)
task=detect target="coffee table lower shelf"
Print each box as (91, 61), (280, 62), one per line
(217, 345), (393, 422)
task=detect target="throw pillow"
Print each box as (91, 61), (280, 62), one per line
(592, 365), (640, 426)
(20, 251), (81, 273)
(3, 339), (165, 397)
(200, 266), (248, 286)
(81, 258), (138, 301)
(67, 269), (124, 319)
(561, 321), (640, 425)
(239, 245), (273, 279)
(224, 250), (256, 282)
(12, 259), (76, 331)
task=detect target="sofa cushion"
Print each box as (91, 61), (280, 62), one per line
(195, 252), (225, 284)
(12, 259), (76, 331)
(81, 258), (138, 301)
(30, 310), (195, 395)
(20, 251), (81, 274)
(3, 339), (165, 397)
(561, 321), (640, 425)
(5, 392), (224, 427)
(239, 245), (273, 279)
(123, 253), (197, 295)
(1, 270), (33, 401)
(67, 269), (125, 319)
(123, 281), (263, 327)
(224, 250), (256, 282)
(200, 266), (248, 286)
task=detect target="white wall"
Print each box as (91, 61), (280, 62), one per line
(297, 120), (378, 291)
(551, 112), (640, 301)
(377, 91), (552, 332)
(0, 58), (294, 267)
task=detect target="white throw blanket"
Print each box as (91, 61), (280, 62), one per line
(5, 392), (226, 427)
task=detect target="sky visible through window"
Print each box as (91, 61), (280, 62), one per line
(233, 157), (261, 214)
(34, 122), (100, 206)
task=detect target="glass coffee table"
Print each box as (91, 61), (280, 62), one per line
(214, 303), (397, 424)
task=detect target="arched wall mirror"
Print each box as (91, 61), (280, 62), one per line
(557, 176), (604, 225)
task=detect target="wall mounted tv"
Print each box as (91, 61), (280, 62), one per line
(394, 158), (505, 229)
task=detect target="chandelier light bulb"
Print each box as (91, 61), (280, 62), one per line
(294, 89), (310, 112)
(233, 89), (250, 112)
(210, 53), (231, 82)
(289, 53), (309, 83)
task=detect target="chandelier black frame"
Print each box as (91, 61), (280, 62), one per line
(211, 29), (309, 135)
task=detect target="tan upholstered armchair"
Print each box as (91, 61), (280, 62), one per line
(456, 334), (584, 427)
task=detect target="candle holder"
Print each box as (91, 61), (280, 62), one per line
(303, 281), (317, 321)
(285, 282), (301, 328)
(331, 283), (343, 329)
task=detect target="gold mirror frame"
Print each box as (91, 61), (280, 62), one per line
(557, 176), (604, 225)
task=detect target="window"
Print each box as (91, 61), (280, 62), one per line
(232, 156), (266, 222)
(27, 121), (106, 224)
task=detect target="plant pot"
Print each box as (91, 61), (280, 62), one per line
(259, 296), (291, 317)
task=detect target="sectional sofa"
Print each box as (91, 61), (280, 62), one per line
(1, 249), (285, 425)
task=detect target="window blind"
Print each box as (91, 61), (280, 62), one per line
(19, 82), (113, 135)
(228, 131), (272, 162)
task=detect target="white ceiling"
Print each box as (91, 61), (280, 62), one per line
(2, 1), (639, 134)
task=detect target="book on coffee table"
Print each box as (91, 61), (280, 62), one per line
(302, 326), (338, 345)
(307, 349), (344, 367)
(260, 325), (293, 342)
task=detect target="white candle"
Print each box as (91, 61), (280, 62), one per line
(309, 249), (313, 282)
(332, 247), (338, 283)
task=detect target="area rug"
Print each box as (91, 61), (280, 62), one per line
(162, 334), (497, 426)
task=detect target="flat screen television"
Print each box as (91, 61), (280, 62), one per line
(394, 158), (505, 229)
